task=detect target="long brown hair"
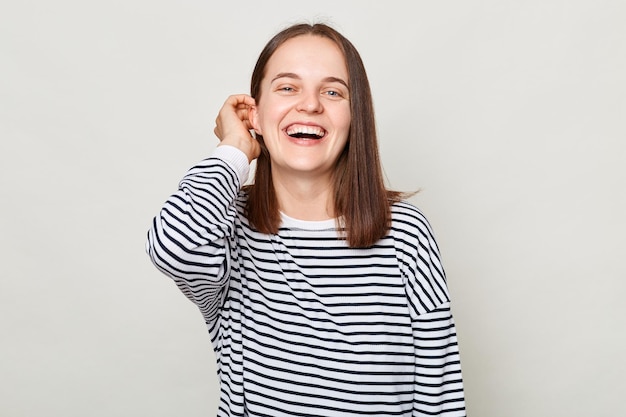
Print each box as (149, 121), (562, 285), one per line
(245, 23), (403, 248)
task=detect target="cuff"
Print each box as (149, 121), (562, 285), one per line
(211, 145), (250, 185)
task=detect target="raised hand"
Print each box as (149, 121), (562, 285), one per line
(214, 94), (260, 162)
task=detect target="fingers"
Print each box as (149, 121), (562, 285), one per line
(225, 94), (256, 124)
(233, 105), (253, 129)
(225, 93), (256, 107)
(214, 94), (256, 135)
(214, 94), (261, 162)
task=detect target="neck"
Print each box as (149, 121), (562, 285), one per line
(272, 171), (335, 221)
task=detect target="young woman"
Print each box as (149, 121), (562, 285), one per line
(147, 23), (466, 417)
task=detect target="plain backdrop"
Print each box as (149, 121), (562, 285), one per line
(1, 1), (625, 416)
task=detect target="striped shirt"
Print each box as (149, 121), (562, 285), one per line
(146, 146), (466, 416)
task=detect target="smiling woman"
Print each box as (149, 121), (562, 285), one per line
(248, 34), (352, 224)
(243, 24), (404, 247)
(146, 22), (466, 417)
(252, 36), (351, 175)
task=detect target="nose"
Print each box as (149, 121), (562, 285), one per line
(296, 91), (323, 113)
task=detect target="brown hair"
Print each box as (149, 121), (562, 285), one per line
(245, 23), (403, 248)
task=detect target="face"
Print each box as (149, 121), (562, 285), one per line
(250, 35), (351, 182)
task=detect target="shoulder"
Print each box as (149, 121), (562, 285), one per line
(389, 201), (449, 307)
(390, 200), (436, 241)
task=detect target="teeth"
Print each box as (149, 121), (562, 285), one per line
(286, 125), (325, 138)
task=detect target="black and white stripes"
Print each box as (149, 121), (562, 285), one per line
(146, 146), (466, 416)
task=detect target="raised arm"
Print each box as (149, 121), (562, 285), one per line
(146, 147), (248, 333)
(146, 95), (258, 338)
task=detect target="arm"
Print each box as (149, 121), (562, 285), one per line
(393, 204), (466, 416)
(411, 303), (466, 417)
(145, 146), (249, 335)
(146, 94), (259, 338)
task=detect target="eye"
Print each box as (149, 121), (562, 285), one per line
(275, 84), (297, 94)
(323, 89), (344, 99)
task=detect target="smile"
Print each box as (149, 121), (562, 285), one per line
(285, 124), (327, 140)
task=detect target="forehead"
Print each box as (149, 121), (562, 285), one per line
(265, 35), (348, 79)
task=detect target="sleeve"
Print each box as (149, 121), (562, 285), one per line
(393, 205), (466, 416)
(145, 145), (249, 339)
(410, 303), (465, 416)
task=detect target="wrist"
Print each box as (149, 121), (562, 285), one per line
(212, 145), (250, 185)
(220, 136), (259, 162)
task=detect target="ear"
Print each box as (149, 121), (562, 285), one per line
(248, 104), (262, 135)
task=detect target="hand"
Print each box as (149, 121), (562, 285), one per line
(214, 94), (260, 162)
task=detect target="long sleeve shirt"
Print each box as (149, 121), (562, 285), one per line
(146, 145), (466, 416)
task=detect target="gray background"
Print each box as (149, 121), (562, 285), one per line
(1, 1), (624, 416)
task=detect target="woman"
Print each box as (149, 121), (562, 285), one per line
(147, 23), (466, 416)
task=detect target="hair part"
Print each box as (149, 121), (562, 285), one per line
(245, 23), (405, 248)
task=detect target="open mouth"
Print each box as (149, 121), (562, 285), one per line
(285, 124), (326, 140)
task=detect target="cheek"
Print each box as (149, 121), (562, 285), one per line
(257, 102), (290, 133)
(343, 114), (352, 129)
(337, 108), (352, 132)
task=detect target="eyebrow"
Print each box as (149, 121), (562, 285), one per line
(270, 72), (349, 88)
